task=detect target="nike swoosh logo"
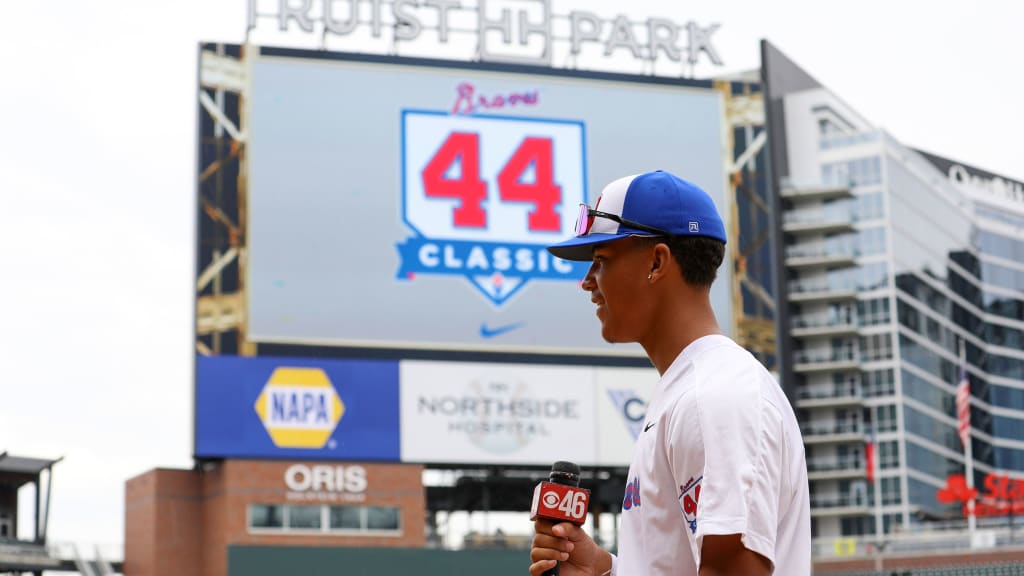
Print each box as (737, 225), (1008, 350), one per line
(644, 421), (656, 432)
(479, 322), (525, 339)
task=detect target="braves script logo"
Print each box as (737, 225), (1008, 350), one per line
(396, 84), (588, 307)
(679, 476), (702, 534)
(451, 82), (539, 115)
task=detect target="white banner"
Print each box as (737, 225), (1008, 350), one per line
(594, 367), (658, 466)
(400, 360), (596, 465)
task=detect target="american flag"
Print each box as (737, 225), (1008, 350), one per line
(956, 363), (971, 449)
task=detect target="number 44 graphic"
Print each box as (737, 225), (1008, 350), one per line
(397, 110), (587, 306)
(401, 111), (586, 243)
(423, 132), (561, 231)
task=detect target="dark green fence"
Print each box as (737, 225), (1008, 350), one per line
(229, 545), (529, 576)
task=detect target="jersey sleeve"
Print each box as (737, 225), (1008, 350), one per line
(666, 346), (785, 570)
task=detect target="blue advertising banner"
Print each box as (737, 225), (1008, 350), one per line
(195, 355), (400, 461)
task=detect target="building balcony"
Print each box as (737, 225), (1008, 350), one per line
(806, 455), (865, 480)
(796, 383), (863, 408)
(787, 281), (857, 303)
(790, 314), (859, 338)
(819, 130), (881, 151)
(779, 183), (853, 202)
(792, 349), (860, 373)
(786, 253), (857, 270)
(782, 210), (856, 235)
(801, 421), (864, 444)
(809, 493), (871, 517)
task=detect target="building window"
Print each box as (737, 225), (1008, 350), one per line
(821, 156), (882, 188)
(330, 506), (362, 530)
(879, 441), (900, 469)
(883, 513), (902, 535)
(875, 404), (898, 433)
(862, 369), (895, 397)
(840, 516), (873, 536)
(367, 506), (400, 530)
(995, 445), (1024, 472)
(288, 505), (322, 530)
(857, 297), (890, 326)
(881, 477), (902, 505)
(250, 504), (284, 529)
(249, 504), (401, 535)
(859, 333), (893, 362)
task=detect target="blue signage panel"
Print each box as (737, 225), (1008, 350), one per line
(195, 355), (400, 461)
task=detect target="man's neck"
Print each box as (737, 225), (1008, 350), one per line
(642, 305), (721, 376)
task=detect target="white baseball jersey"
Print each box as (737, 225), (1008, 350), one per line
(614, 335), (811, 576)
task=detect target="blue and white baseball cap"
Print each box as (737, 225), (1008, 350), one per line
(547, 170), (727, 262)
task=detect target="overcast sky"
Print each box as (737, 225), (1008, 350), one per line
(0, 0), (1021, 556)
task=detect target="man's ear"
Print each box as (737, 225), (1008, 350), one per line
(649, 242), (673, 281)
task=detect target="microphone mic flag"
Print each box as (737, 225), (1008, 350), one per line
(530, 461), (590, 576)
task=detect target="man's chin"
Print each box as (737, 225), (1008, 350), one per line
(600, 327), (625, 344)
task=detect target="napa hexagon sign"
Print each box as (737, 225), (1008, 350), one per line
(253, 367), (345, 449)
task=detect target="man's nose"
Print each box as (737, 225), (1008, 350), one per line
(580, 263), (597, 291)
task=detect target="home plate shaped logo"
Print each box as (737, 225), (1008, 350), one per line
(396, 110), (590, 306)
(254, 367), (345, 449)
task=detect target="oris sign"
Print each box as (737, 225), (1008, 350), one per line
(284, 463), (368, 502)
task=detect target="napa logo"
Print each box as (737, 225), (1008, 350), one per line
(253, 367), (345, 449)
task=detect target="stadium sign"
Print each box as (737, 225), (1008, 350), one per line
(284, 463), (368, 502)
(253, 367), (346, 449)
(248, 0), (723, 69)
(937, 473), (1024, 518)
(947, 164), (1024, 206)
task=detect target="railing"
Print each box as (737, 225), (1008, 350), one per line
(806, 455), (864, 473)
(810, 493), (869, 508)
(812, 521), (1024, 560)
(783, 209), (858, 226)
(819, 130), (881, 150)
(788, 280), (856, 294)
(802, 421), (863, 436)
(791, 314), (859, 330)
(785, 243), (858, 259)
(793, 348), (858, 365)
(798, 383), (862, 401)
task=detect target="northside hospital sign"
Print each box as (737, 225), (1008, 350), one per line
(248, 0), (724, 69)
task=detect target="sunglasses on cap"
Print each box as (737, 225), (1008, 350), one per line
(574, 203), (671, 238)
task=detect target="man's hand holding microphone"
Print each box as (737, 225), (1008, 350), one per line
(529, 461), (613, 576)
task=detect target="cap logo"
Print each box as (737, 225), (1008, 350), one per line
(689, 222), (700, 233)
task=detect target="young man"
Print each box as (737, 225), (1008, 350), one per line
(530, 171), (811, 576)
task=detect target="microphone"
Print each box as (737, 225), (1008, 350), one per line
(530, 461), (590, 576)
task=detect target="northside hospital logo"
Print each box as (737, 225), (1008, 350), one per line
(395, 83), (590, 307)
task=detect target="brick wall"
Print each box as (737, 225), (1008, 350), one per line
(124, 469), (202, 576)
(125, 461), (425, 576)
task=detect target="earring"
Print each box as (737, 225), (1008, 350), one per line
(647, 274), (653, 280)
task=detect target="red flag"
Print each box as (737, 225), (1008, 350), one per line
(956, 365), (971, 448)
(865, 420), (876, 484)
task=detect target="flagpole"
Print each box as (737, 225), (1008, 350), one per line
(960, 338), (977, 538)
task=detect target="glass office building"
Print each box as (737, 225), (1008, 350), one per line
(762, 41), (1024, 541)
